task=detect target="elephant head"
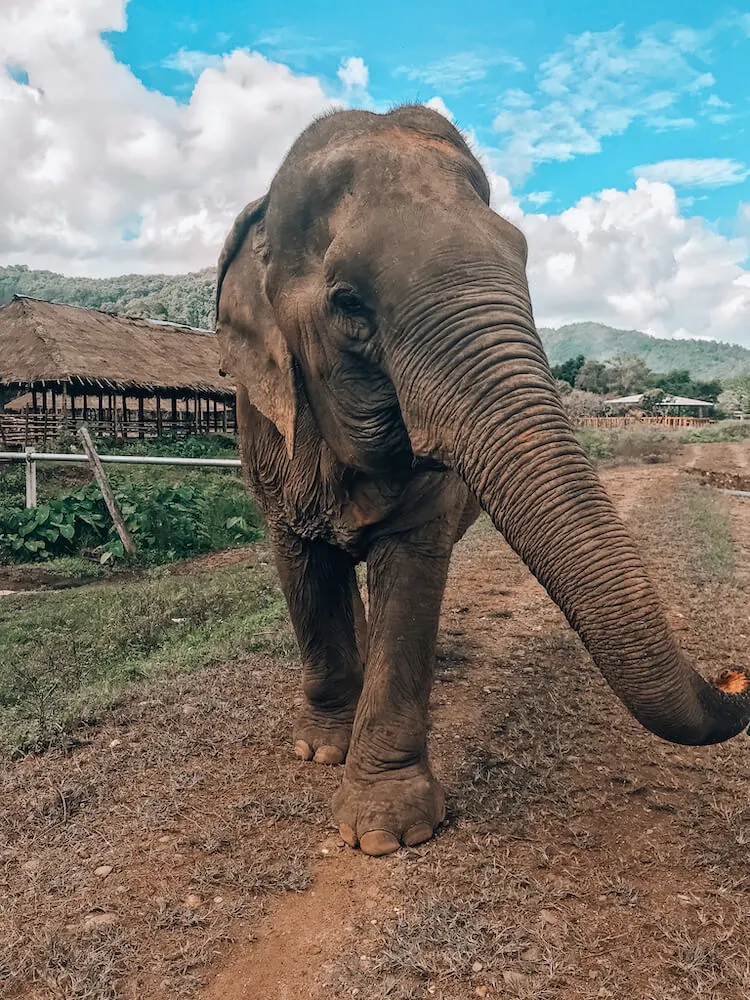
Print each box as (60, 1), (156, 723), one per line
(217, 105), (750, 746)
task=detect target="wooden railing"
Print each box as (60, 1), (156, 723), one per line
(575, 415), (714, 429)
(0, 409), (237, 447)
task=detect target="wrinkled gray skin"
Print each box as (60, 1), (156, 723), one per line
(216, 106), (750, 857)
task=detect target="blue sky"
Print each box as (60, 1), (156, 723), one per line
(2, 0), (749, 342)
(111, 0), (750, 230)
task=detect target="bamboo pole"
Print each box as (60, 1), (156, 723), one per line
(77, 426), (136, 556)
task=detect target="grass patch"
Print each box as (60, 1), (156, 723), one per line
(35, 556), (107, 580)
(671, 479), (736, 585)
(678, 419), (750, 444)
(0, 558), (292, 756)
(577, 419), (750, 467)
(577, 424), (680, 466)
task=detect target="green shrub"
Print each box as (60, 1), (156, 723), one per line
(677, 420), (750, 444)
(0, 478), (262, 565)
(576, 425), (678, 465)
(93, 434), (238, 459)
(576, 428), (615, 463)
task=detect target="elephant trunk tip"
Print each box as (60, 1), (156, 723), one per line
(712, 668), (749, 696)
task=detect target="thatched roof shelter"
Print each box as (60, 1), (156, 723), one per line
(0, 296), (236, 445)
(0, 295), (233, 398)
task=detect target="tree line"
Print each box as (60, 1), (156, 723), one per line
(551, 354), (750, 417)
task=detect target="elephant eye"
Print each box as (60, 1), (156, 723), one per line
(331, 286), (369, 318)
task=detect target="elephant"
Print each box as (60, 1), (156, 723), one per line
(215, 105), (750, 857)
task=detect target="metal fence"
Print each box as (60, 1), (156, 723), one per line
(0, 449), (242, 508)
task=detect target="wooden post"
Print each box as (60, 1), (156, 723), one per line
(137, 395), (145, 440)
(121, 393), (128, 440)
(61, 384), (69, 430)
(25, 447), (37, 508)
(32, 388), (38, 412)
(155, 393), (162, 437)
(77, 427), (136, 556)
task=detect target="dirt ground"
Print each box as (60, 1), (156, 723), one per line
(2, 442), (749, 1000)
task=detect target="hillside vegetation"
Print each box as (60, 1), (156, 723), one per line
(2, 265), (750, 377)
(0, 264), (217, 330)
(540, 321), (750, 379)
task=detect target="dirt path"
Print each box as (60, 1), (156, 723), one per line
(202, 846), (383, 1000)
(3, 444), (749, 1000)
(198, 450), (750, 1000)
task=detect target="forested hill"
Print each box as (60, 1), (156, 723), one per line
(539, 321), (750, 380)
(0, 264), (218, 330)
(2, 265), (749, 379)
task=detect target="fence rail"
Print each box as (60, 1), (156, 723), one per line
(0, 409), (237, 447)
(575, 416), (714, 429)
(0, 448), (242, 508)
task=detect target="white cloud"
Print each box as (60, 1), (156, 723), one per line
(0, 1), (748, 346)
(0, 0), (339, 274)
(487, 176), (750, 343)
(162, 48), (223, 77)
(633, 158), (749, 188)
(424, 96), (454, 121)
(338, 56), (369, 91)
(525, 191), (553, 207)
(397, 51), (524, 94)
(493, 26), (724, 180)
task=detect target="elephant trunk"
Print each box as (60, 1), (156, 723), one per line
(389, 262), (750, 746)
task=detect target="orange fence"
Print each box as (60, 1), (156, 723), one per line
(575, 416), (714, 429)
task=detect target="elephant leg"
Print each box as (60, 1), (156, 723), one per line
(272, 529), (365, 765)
(332, 514), (457, 855)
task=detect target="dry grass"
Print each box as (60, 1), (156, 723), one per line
(0, 553), (289, 755)
(3, 453), (749, 1000)
(0, 641), (343, 999)
(321, 463), (750, 1000)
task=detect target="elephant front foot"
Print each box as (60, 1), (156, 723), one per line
(332, 764), (445, 856)
(293, 704), (357, 765)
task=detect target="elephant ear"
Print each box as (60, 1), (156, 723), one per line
(216, 196), (297, 459)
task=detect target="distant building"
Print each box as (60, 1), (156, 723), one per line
(605, 393), (715, 419)
(0, 296), (236, 446)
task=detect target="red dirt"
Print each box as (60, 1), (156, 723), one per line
(3, 442), (750, 1000)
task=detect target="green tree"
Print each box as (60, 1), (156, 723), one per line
(551, 354), (586, 387)
(718, 375), (750, 415)
(605, 354), (653, 395)
(651, 369), (723, 402)
(641, 388), (666, 414)
(575, 360), (610, 394)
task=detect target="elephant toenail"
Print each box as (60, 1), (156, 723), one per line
(339, 824), (358, 848)
(359, 830), (401, 856)
(313, 745), (346, 765)
(403, 823), (434, 847)
(294, 740), (314, 761)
